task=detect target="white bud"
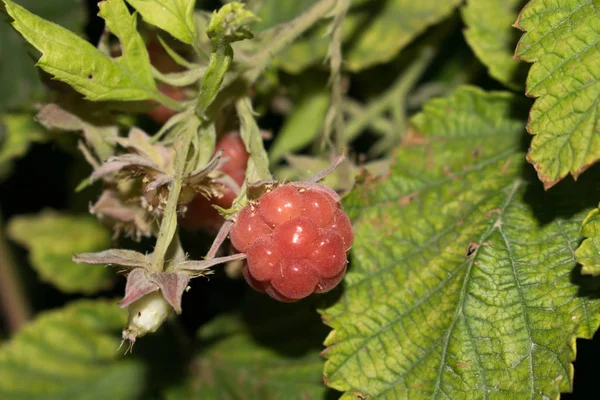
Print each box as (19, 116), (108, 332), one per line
(121, 291), (172, 350)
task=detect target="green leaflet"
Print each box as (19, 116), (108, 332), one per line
(515, 0), (600, 189)
(269, 89), (330, 163)
(576, 207), (600, 275)
(0, 300), (144, 400)
(3, 0), (161, 102)
(462, 0), (528, 90)
(167, 294), (332, 399)
(125, 0), (196, 45)
(0, 0), (86, 112)
(321, 86), (600, 398)
(7, 211), (113, 294)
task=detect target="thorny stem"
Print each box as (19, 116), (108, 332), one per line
(244, 0), (336, 82)
(0, 216), (31, 333)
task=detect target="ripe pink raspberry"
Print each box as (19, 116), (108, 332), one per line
(230, 183), (353, 302)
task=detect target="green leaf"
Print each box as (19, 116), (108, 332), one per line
(125, 0), (196, 45)
(173, 294), (332, 399)
(269, 89), (330, 163)
(321, 86), (600, 398)
(0, 300), (145, 400)
(0, 114), (47, 179)
(3, 0), (161, 102)
(514, 0), (600, 189)
(345, 0), (460, 71)
(576, 207), (600, 275)
(0, 0), (86, 112)
(462, 0), (528, 89)
(7, 211), (113, 294)
(237, 97), (272, 183)
(255, 0), (316, 31)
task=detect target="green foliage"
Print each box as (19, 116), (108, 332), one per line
(515, 0), (600, 189)
(0, 0), (86, 112)
(321, 87), (600, 398)
(268, 89), (330, 163)
(171, 294), (331, 399)
(0, 300), (144, 400)
(125, 0), (197, 45)
(462, 0), (527, 89)
(2, 0), (600, 398)
(7, 211), (113, 294)
(0, 114), (47, 179)
(576, 207), (600, 275)
(345, 0), (460, 71)
(3, 0), (164, 103)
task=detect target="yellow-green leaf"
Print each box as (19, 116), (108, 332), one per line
(345, 0), (460, 71)
(0, 300), (145, 400)
(462, 0), (528, 89)
(8, 211), (113, 294)
(125, 0), (196, 45)
(321, 86), (600, 398)
(515, 0), (600, 188)
(576, 207), (600, 275)
(3, 0), (159, 102)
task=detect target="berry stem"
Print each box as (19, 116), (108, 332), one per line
(150, 131), (193, 272)
(205, 220), (234, 259)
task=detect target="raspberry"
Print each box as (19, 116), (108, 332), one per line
(229, 206), (272, 252)
(246, 236), (280, 281)
(232, 182), (354, 302)
(301, 189), (336, 227)
(258, 185), (303, 227)
(272, 216), (318, 259)
(270, 258), (319, 300)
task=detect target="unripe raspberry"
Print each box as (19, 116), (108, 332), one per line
(309, 229), (346, 278)
(230, 206), (272, 252)
(246, 236), (281, 281)
(273, 216), (319, 259)
(327, 209), (354, 251)
(271, 258), (319, 300)
(232, 182), (354, 302)
(258, 185), (303, 227)
(301, 189), (336, 227)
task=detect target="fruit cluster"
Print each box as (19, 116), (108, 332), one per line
(230, 184), (353, 302)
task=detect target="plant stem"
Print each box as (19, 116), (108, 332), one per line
(244, 0), (336, 82)
(345, 45), (437, 143)
(151, 129), (194, 271)
(0, 217), (31, 333)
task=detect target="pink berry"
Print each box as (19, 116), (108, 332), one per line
(230, 206), (272, 252)
(301, 189), (337, 227)
(258, 185), (303, 227)
(327, 210), (354, 251)
(314, 267), (346, 293)
(271, 258), (318, 300)
(273, 216), (318, 259)
(246, 236), (281, 281)
(242, 263), (266, 293)
(265, 285), (295, 303)
(310, 230), (346, 278)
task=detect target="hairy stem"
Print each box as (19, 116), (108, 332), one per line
(150, 132), (193, 272)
